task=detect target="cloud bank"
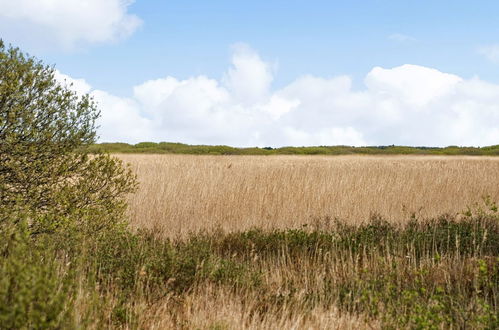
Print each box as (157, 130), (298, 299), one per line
(0, 0), (141, 49)
(58, 45), (499, 147)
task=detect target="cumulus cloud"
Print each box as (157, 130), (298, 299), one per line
(54, 71), (92, 95)
(223, 43), (274, 105)
(92, 90), (154, 143)
(365, 65), (462, 107)
(0, 0), (141, 49)
(58, 44), (499, 147)
(478, 45), (499, 63)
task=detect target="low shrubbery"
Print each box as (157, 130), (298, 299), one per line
(86, 141), (499, 156)
(1, 210), (498, 328)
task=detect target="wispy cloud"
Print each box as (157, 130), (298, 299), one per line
(388, 33), (416, 43)
(478, 45), (499, 63)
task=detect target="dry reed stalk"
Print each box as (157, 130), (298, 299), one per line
(135, 284), (377, 329)
(118, 154), (499, 238)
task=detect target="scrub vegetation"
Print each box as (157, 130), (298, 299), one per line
(2, 206), (498, 328)
(1, 40), (498, 329)
(88, 141), (499, 156)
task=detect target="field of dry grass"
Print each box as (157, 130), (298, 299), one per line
(116, 284), (374, 329)
(119, 154), (499, 237)
(4, 154), (497, 329)
(92, 154), (498, 329)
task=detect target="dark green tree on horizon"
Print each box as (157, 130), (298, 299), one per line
(0, 39), (136, 234)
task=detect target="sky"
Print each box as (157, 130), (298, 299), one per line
(0, 0), (498, 147)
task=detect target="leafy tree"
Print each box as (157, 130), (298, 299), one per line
(0, 40), (136, 234)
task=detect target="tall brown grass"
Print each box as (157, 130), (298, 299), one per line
(119, 154), (499, 237)
(117, 284), (375, 329)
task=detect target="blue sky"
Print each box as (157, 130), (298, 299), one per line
(1, 1), (498, 146)
(27, 0), (499, 96)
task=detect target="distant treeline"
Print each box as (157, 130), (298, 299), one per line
(86, 142), (499, 155)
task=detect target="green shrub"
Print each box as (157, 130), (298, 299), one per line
(0, 216), (76, 329)
(0, 40), (137, 235)
(0, 39), (137, 328)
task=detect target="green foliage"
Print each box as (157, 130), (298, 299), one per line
(0, 216), (76, 329)
(1, 40), (95, 206)
(1, 209), (498, 328)
(208, 215), (498, 260)
(87, 228), (261, 298)
(206, 215), (498, 328)
(0, 40), (137, 235)
(86, 141), (499, 156)
(0, 40), (137, 328)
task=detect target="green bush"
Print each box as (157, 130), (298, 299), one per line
(0, 215), (76, 329)
(0, 39), (137, 328)
(0, 40), (136, 235)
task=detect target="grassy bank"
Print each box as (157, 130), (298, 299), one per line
(2, 211), (498, 329)
(87, 142), (499, 156)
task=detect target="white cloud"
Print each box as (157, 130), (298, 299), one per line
(478, 45), (499, 63)
(0, 0), (141, 49)
(58, 44), (499, 147)
(223, 43), (274, 105)
(92, 90), (154, 143)
(261, 95), (300, 120)
(365, 65), (462, 107)
(54, 71), (92, 95)
(388, 33), (416, 43)
(282, 127), (367, 147)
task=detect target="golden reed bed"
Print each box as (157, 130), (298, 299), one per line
(118, 154), (499, 237)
